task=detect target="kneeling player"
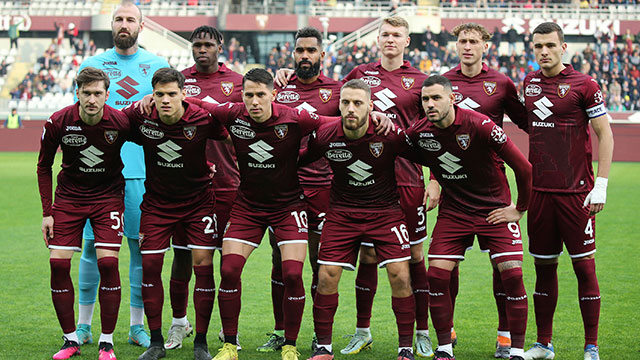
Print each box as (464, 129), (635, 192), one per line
(125, 68), (230, 360)
(38, 67), (130, 360)
(304, 79), (416, 360)
(403, 75), (533, 360)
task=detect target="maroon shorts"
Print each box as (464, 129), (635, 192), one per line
(319, 210), (411, 270)
(223, 200), (308, 248)
(173, 190), (237, 251)
(528, 191), (596, 259)
(399, 185), (428, 244)
(428, 211), (523, 263)
(50, 200), (124, 252)
(139, 189), (217, 254)
(302, 186), (330, 234)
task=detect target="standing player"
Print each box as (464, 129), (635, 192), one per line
(304, 79), (417, 360)
(442, 22), (529, 358)
(405, 75), (532, 360)
(259, 26), (343, 352)
(126, 68), (230, 360)
(75, 0), (169, 348)
(522, 22), (613, 360)
(163, 25), (243, 352)
(38, 67), (129, 360)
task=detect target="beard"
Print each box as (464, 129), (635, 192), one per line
(113, 29), (138, 50)
(295, 60), (321, 80)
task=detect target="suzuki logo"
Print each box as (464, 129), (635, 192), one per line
(533, 96), (554, 120)
(79, 146), (104, 167)
(248, 140), (274, 163)
(438, 152), (462, 174)
(347, 160), (373, 181)
(115, 76), (140, 100)
(157, 140), (182, 162)
(457, 97), (480, 110)
(373, 88), (397, 112)
(295, 102), (317, 113)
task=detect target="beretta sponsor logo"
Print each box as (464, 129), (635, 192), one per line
(526, 84), (542, 97)
(62, 134), (87, 146)
(277, 91), (300, 103)
(418, 139), (441, 151)
(184, 85), (201, 97)
(361, 76), (381, 88)
(230, 125), (256, 139)
(325, 149), (353, 162)
(139, 125), (164, 139)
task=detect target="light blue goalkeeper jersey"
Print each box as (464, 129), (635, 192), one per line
(77, 47), (169, 179)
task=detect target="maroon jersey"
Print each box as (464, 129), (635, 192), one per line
(404, 106), (531, 217)
(275, 73), (342, 188)
(344, 60), (427, 187)
(303, 117), (407, 212)
(196, 101), (325, 210)
(37, 103), (130, 216)
(444, 63), (528, 130)
(182, 63), (243, 191)
(524, 65), (606, 192)
(123, 102), (228, 211)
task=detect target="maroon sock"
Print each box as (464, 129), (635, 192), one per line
(410, 259), (429, 330)
(313, 293), (338, 345)
(142, 254), (165, 331)
(449, 266), (459, 327)
(392, 295), (416, 348)
(271, 263), (285, 331)
(193, 264), (215, 335)
(533, 263), (558, 345)
(500, 267), (527, 349)
(427, 266), (452, 346)
(170, 278), (189, 318)
(97, 256), (121, 334)
(493, 267), (509, 332)
(50, 258), (76, 334)
(219, 254), (246, 336)
(572, 259), (600, 347)
(311, 270), (319, 304)
(282, 260), (305, 342)
(355, 262), (378, 328)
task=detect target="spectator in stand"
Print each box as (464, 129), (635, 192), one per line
(67, 23), (79, 49)
(88, 39), (97, 56)
(506, 25), (518, 55)
(437, 25), (451, 49)
(0, 59), (8, 76)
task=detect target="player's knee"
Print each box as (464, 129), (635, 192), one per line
(141, 254), (164, 278)
(409, 243), (425, 263)
(281, 259), (304, 286)
(191, 249), (213, 267)
(220, 254), (246, 284)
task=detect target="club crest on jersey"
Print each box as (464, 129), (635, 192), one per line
(456, 134), (470, 150)
(594, 90), (604, 104)
(369, 142), (384, 157)
(183, 126), (197, 140)
(453, 92), (463, 103)
(319, 88), (333, 103)
(483, 81), (497, 96)
(139, 64), (151, 77)
(221, 82), (234, 96)
(558, 84), (571, 98)
(104, 130), (118, 144)
(401, 77), (415, 90)
(274, 124), (288, 139)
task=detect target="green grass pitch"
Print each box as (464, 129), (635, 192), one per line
(0, 152), (638, 359)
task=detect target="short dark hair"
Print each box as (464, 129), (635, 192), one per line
(76, 67), (110, 91)
(532, 22), (564, 43)
(152, 67), (185, 89)
(422, 75), (452, 92)
(341, 79), (371, 99)
(295, 27), (323, 47)
(243, 68), (273, 89)
(189, 25), (223, 44)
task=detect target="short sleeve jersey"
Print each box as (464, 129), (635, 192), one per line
(181, 63), (243, 191)
(123, 103), (228, 211)
(306, 117), (406, 212)
(274, 74), (342, 187)
(37, 104), (130, 216)
(405, 107), (515, 217)
(444, 63), (528, 130)
(523, 65), (606, 192)
(344, 60), (427, 187)
(78, 48), (170, 179)
(206, 102), (323, 210)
